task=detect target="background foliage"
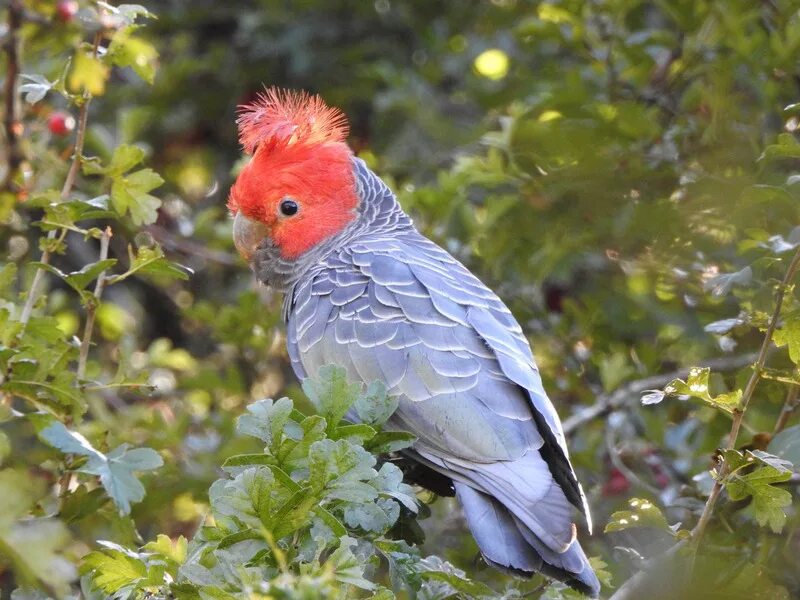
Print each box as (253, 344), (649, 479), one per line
(1, 0), (800, 598)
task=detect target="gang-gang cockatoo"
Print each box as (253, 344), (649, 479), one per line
(228, 88), (600, 597)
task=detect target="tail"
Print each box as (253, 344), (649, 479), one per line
(455, 482), (600, 597)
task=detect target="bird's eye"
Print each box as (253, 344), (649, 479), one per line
(279, 198), (299, 216)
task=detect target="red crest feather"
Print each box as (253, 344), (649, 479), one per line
(236, 87), (349, 154)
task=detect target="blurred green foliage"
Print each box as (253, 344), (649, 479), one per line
(1, 0), (800, 598)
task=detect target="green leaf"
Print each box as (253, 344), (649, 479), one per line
(209, 467), (281, 529)
(373, 462), (417, 511)
(83, 144), (145, 176)
(1, 518), (76, 596)
(107, 26), (158, 84)
(80, 549), (146, 594)
(236, 397), (293, 448)
(599, 351), (635, 392)
(353, 380), (397, 426)
(60, 485), (108, 523)
(64, 259), (117, 293)
(0, 470), (75, 594)
(108, 245), (189, 284)
(759, 133), (800, 161)
(0, 263), (17, 296)
(40, 197), (115, 229)
(605, 497), (670, 533)
(366, 431), (417, 453)
(110, 168), (163, 225)
(314, 505), (347, 538)
(768, 424), (800, 466)
(417, 555), (496, 597)
(344, 497), (399, 533)
(723, 450), (793, 533)
(302, 365), (361, 431)
(222, 453), (276, 469)
(663, 367), (742, 413)
(331, 423), (377, 443)
(773, 317), (800, 364)
(0, 469), (44, 527)
(68, 51), (109, 96)
(105, 146), (142, 177)
(308, 439), (377, 498)
(328, 536), (376, 590)
(142, 534), (187, 565)
(30, 415), (162, 515)
(109, 4), (156, 26)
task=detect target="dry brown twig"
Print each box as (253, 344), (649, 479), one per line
(2, 0), (24, 192)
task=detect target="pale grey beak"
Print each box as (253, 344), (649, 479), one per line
(232, 212), (268, 261)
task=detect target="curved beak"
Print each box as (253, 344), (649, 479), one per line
(232, 212), (268, 261)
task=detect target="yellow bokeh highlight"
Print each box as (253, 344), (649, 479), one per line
(474, 49), (510, 80)
(538, 110), (563, 122)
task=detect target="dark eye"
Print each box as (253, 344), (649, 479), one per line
(279, 198), (299, 216)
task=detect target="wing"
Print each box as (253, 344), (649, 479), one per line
(286, 233), (590, 549)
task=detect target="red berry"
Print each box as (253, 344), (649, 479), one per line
(48, 112), (76, 136)
(56, 0), (79, 23)
(601, 468), (631, 497)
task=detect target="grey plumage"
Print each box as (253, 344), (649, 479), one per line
(255, 157), (600, 597)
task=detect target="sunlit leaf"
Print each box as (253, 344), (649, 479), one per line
(68, 51), (109, 96)
(107, 26), (159, 84)
(663, 367), (742, 413)
(605, 498), (670, 533)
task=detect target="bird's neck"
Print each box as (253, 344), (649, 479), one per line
(265, 158), (414, 295)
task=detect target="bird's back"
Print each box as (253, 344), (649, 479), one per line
(284, 214), (600, 596)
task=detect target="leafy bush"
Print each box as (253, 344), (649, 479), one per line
(78, 365), (509, 599)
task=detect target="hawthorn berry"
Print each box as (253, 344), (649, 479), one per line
(55, 0), (79, 23)
(601, 467), (631, 497)
(48, 111), (76, 136)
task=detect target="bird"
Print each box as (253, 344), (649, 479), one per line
(228, 87), (600, 597)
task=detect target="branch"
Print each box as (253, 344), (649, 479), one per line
(146, 224), (238, 266)
(562, 353), (758, 436)
(19, 32), (101, 328)
(77, 227), (112, 379)
(693, 245), (800, 544)
(2, 0), (23, 192)
(609, 246), (800, 599)
(773, 384), (799, 435)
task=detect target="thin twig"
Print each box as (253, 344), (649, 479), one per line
(18, 228), (64, 325)
(146, 224), (238, 265)
(2, 0), (23, 192)
(773, 384), (799, 435)
(562, 353), (759, 435)
(77, 227), (112, 379)
(607, 248), (800, 600)
(605, 421), (663, 497)
(19, 32), (101, 328)
(693, 245), (800, 545)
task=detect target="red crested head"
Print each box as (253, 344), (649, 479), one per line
(228, 88), (358, 259)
